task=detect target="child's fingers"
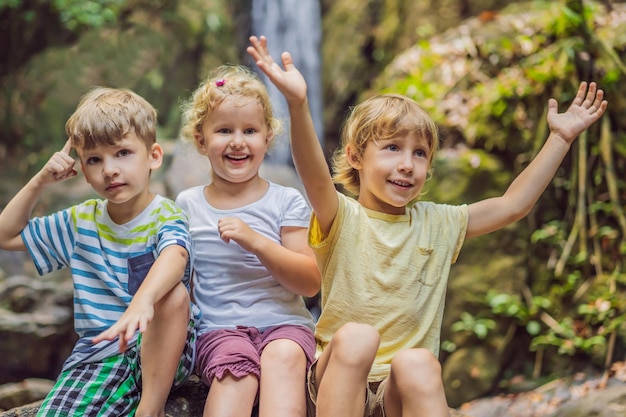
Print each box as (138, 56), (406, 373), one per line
(125, 323), (137, 342)
(61, 139), (73, 155)
(591, 88), (606, 110)
(118, 333), (128, 352)
(281, 51), (295, 71)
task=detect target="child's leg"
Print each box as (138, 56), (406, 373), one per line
(136, 282), (190, 417)
(203, 373), (258, 417)
(195, 327), (263, 417)
(258, 338), (308, 417)
(315, 322), (380, 417)
(382, 348), (450, 417)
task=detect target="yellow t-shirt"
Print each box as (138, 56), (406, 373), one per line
(309, 192), (468, 382)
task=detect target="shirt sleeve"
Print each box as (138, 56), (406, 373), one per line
(280, 187), (312, 228)
(157, 200), (194, 287)
(21, 207), (76, 276)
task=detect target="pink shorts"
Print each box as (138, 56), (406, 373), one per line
(195, 324), (315, 387)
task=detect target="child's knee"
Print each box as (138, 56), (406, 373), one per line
(331, 322), (380, 364)
(262, 339), (305, 368)
(154, 282), (189, 317)
(390, 348), (443, 392)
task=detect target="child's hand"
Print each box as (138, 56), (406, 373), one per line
(547, 81), (608, 144)
(247, 35), (308, 105)
(218, 216), (261, 253)
(91, 298), (154, 352)
(36, 139), (78, 185)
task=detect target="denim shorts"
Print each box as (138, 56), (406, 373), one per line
(195, 324), (316, 387)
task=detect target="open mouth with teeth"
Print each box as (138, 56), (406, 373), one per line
(226, 154), (250, 161)
(389, 179), (412, 188)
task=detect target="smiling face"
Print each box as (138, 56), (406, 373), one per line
(195, 96), (271, 187)
(349, 131), (431, 214)
(77, 133), (162, 222)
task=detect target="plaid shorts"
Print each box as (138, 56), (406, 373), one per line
(36, 319), (196, 417)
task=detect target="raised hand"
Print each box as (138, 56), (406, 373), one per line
(247, 35), (308, 105)
(547, 81), (608, 144)
(37, 139), (78, 185)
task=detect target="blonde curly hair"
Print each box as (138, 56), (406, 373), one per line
(332, 94), (439, 196)
(180, 65), (281, 154)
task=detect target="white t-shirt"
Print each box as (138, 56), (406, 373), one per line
(176, 182), (315, 336)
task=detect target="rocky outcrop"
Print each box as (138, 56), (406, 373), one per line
(0, 374), (472, 417)
(0, 376), (207, 416)
(0, 271), (76, 385)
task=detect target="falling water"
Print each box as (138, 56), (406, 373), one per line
(250, 0), (324, 167)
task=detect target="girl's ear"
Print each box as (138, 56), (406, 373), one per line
(149, 143), (164, 170)
(194, 132), (205, 148)
(346, 144), (362, 169)
(266, 130), (274, 146)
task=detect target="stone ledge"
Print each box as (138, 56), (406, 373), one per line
(0, 374), (468, 417)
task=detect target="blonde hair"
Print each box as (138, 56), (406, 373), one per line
(66, 87), (157, 150)
(332, 94), (439, 196)
(180, 65), (280, 153)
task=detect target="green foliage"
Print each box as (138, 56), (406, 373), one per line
(395, 0), (626, 378)
(51, 0), (124, 31)
(451, 312), (496, 340)
(0, 0), (24, 8)
(0, 0), (124, 31)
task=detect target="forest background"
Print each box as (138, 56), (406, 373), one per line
(1, 0), (626, 409)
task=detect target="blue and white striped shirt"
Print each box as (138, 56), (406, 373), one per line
(22, 195), (195, 368)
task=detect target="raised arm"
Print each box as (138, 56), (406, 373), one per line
(0, 140), (77, 250)
(466, 81), (608, 238)
(247, 35), (338, 234)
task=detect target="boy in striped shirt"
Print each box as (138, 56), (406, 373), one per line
(0, 87), (198, 417)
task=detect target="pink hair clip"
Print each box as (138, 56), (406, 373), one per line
(215, 79), (226, 87)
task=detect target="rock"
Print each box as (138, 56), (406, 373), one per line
(545, 383), (626, 417)
(0, 376), (470, 417)
(443, 345), (502, 407)
(0, 376), (207, 417)
(0, 275), (76, 385)
(0, 379), (52, 412)
(457, 368), (626, 417)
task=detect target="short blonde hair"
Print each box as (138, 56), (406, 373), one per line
(66, 87), (157, 150)
(180, 65), (280, 153)
(332, 94), (439, 196)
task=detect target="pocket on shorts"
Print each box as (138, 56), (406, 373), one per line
(128, 252), (155, 295)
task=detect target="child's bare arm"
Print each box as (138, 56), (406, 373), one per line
(218, 217), (320, 296)
(247, 35), (338, 236)
(0, 140), (77, 250)
(91, 244), (189, 352)
(467, 82), (607, 238)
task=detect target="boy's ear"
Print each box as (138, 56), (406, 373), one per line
(149, 143), (164, 169)
(346, 144), (362, 169)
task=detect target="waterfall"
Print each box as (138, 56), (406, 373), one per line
(250, 0), (324, 168)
